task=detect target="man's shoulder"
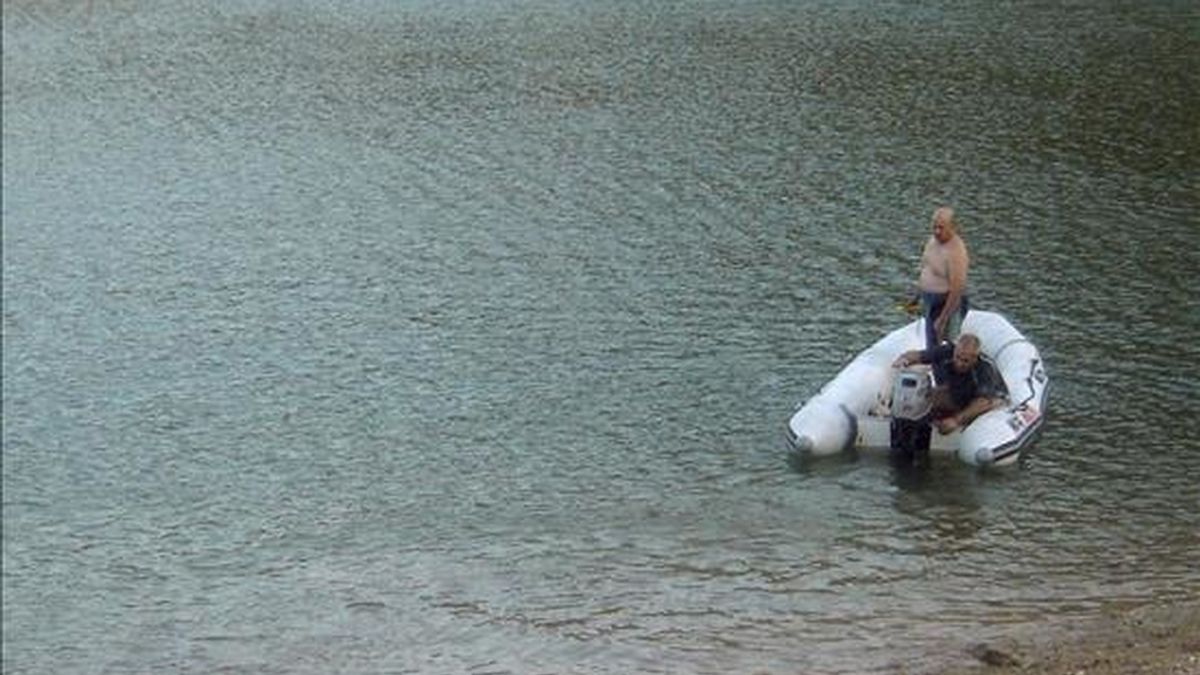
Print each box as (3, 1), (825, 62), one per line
(976, 353), (1000, 373)
(973, 355), (1007, 395)
(924, 343), (955, 362)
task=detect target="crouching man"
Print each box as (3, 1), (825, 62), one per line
(893, 333), (1008, 434)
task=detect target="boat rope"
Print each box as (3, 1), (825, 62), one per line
(991, 337), (1043, 409)
(991, 337), (1032, 362)
(1009, 358), (1042, 409)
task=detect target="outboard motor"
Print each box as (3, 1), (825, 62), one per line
(890, 367), (932, 460)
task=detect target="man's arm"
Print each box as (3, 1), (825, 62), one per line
(893, 343), (951, 368)
(893, 349), (921, 368)
(935, 246), (967, 338)
(934, 396), (1004, 434)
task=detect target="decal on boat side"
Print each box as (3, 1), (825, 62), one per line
(1007, 405), (1041, 431)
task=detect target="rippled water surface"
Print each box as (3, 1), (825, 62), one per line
(4, 1), (1198, 673)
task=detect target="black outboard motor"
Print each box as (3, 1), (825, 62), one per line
(890, 368), (932, 461)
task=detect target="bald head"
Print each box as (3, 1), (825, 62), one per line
(952, 333), (981, 372)
(932, 207), (957, 243)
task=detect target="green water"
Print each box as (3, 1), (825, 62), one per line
(4, 1), (1198, 672)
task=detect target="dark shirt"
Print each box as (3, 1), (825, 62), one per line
(919, 343), (1008, 410)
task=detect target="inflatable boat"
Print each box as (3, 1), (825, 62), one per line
(786, 310), (1048, 467)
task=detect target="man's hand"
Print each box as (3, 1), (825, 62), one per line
(934, 415), (962, 434)
(934, 313), (949, 341)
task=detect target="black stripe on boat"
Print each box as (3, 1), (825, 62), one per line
(839, 404), (857, 452)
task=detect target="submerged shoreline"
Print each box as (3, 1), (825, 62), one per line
(930, 601), (1200, 675)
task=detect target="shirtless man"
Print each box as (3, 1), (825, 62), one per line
(917, 207), (969, 350)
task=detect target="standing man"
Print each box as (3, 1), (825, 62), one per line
(917, 206), (969, 350)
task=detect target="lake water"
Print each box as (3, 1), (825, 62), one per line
(3, 1), (1198, 673)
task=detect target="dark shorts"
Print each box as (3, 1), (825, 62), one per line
(919, 291), (969, 351)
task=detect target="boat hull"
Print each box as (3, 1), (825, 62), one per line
(786, 310), (1048, 467)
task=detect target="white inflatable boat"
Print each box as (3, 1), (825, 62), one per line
(786, 310), (1048, 467)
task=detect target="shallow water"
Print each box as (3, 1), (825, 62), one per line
(3, 1), (1199, 673)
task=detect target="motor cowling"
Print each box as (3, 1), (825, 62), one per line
(891, 368), (932, 420)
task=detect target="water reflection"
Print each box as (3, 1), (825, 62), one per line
(787, 446), (993, 543)
(890, 459), (987, 544)
(784, 446), (860, 477)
